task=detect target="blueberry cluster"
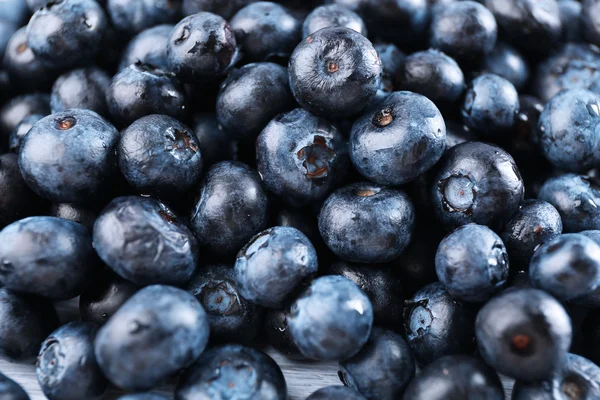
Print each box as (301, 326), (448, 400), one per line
(1, 0), (600, 399)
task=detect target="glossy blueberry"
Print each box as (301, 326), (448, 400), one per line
(186, 264), (263, 344)
(95, 285), (209, 391)
(501, 200), (563, 269)
(476, 288), (572, 382)
(0, 93), (50, 138)
(0, 371), (29, 400)
(216, 62), (295, 140)
(350, 91), (446, 186)
(50, 203), (96, 231)
(403, 355), (504, 400)
(190, 113), (235, 167)
(118, 394), (169, 400)
(375, 42), (403, 92)
(79, 273), (138, 325)
(190, 161), (269, 256)
(339, 327), (415, 399)
(0, 153), (41, 229)
(119, 25), (173, 71)
(288, 27), (382, 118)
(0, 287), (59, 362)
(167, 12), (238, 83)
(431, 141), (524, 231)
(257, 108), (349, 207)
(307, 386), (366, 400)
(37, 322), (107, 400)
(107, 0), (181, 36)
(559, 0), (583, 43)
(302, 4), (366, 37)
(583, 0), (600, 47)
(8, 114), (43, 153)
(264, 308), (304, 359)
(538, 174), (600, 232)
(18, 109), (119, 203)
(288, 275), (373, 361)
(176, 344), (287, 400)
(480, 42), (529, 91)
(26, 0), (108, 69)
(182, 0), (253, 19)
(509, 95), (545, 172)
(50, 68), (110, 116)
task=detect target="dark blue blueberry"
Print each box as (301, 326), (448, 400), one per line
(476, 288), (572, 382)
(0, 371), (29, 400)
(0, 153), (42, 229)
(18, 109), (119, 203)
(0, 19), (17, 59)
(176, 344), (286, 400)
(444, 121), (475, 150)
(559, 0), (583, 43)
(8, 114), (44, 153)
(480, 42), (529, 90)
(349, 91), (446, 186)
(167, 12), (238, 83)
(256, 108), (349, 207)
(26, 0), (108, 69)
(0, 93), (50, 139)
(319, 182), (415, 263)
(538, 174), (600, 232)
(264, 308), (305, 360)
(0, 287), (59, 362)
(501, 200), (563, 270)
(190, 113), (235, 167)
(50, 68), (110, 116)
(0, 0), (29, 25)
(182, 0), (253, 19)
(583, 310), (600, 365)
(106, 63), (187, 127)
(234, 226), (318, 308)
(403, 355), (504, 400)
(302, 4), (367, 38)
(583, 0), (600, 47)
(431, 141), (524, 231)
(118, 394), (169, 400)
(95, 285), (210, 391)
(339, 327), (415, 399)
(374, 42), (404, 92)
(118, 115), (202, 199)
(119, 25), (173, 71)
(403, 282), (476, 366)
(190, 161), (269, 256)
(37, 322), (108, 400)
(107, 0), (181, 36)
(0, 216), (97, 300)
(79, 272), (138, 325)
(50, 203), (97, 231)
(288, 275), (373, 361)
(462, 73), (519, 136)
(509, 95), (545, 175)
(216, 62), (295, 140)
(272, 204), (321, 247)
(186, 264), (263, 344)
(94, 196), (199, 286)
(429, 1), (497, 62)
(394, 231), (440, 297)
(307, 386), (366, 400)
(288, 27), (382, 118)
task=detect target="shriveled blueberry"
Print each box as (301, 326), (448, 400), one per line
(119, 25), (174, 71)
(480, 42), (529, 90)
(583, 0), (600, 47)
(0, 371), (29, 400)
(264, 308), (304, 360)
(0, 153), (41, 229)
(0, 93), (49, 138)
(79, 273), (138, 325)
(375, 42), (404, 92)
(182, 0), (253, 19)
(302, 4), (367, 37)
(107, 0), (181, 36)
(50, 203), (97, 231)
(190, 113), (235, 167)
(51, 68), (110, 116)
(8, 114), (43, 153)
(307, 386), (366, 400)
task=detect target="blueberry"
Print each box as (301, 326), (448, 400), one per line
(37, 322), (108, 400)
(480, 42), (530, 91)
(216, 62), (295, 140)
(0, 371), (29, 400)
(26, 0), (108, 69)
(302, 4), (367, 38)
(8, 114), (43, 153)
(350, 91), (446, 186)
(583, 0), (600, 47)
(559, 0), (583, 43)
(190, 161), (269, 256)
(288, 27), (382, 118)
(581, 230), (600, 246)
(256, 108), (349, 207)
(264, 308), (304, 360)
(538, 174), (600, 232)
(118, 394), (169, 400)
(186, 264), (263, 344)
(189, 113), (235, 167)
(306, 386), (367, 400)
(0, 153), (42, 229)
(0, 287), (59, 362)
(272, 204), (321, 246)
(501, 200), (563, 269)
(431, 141), (524, 231)
(26, 0), (48, 11)
(175, 344), (287, 400)
(374, 42), (404, 92)
(94, 196), (199, 286)
(0, 93), (50, 139)
(476, 288), (572, 382)
(230, 2), (301, 63)
(18, 109), (119, 203)
(339, 327), (415, 399)
(0, 0), (29, 25)
(167, 12), (238, 83)
(444, 121), (475, 150)
(288, 275), (373, 361)
(403, 282), (476, 366)
(50, 203), (97, 231)
(0, 20), (17, 59)
(182, 0), (253, 19)
(394, 232), (440, 297)
(403, 355), (504, 400)
(118, 114), (202, 199)
(79, 272), (138, 325)
(51, 68), (110, 117)
(509, 95), (545, 173)
(107, 0), (181, 36)
(119, 25), (174, 71)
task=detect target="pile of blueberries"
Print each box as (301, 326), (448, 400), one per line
(2, 0), (600, 399)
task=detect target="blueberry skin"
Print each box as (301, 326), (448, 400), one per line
(167, 12), (238, 84)
(288, 27), (382, 119)
(106, 63), (187, 127)
(18, 109), (119, 203)
(216, 62), (295, 140)
(501, 200), (563, 269)
(429, 1), (497, 61)
(403, 355), (504, 400)
(307, 386), (367, 400)
(256, 108), (350, 207)
(190, 113), (235, 167)
(0, 93), (50, 138)
(182, 0), (253, 19)
(0, 287), (59, 362)
(190, 161), (269, 256)
(186, 264), (263, 344)
(50, 203), (97, 231)
(119, 25), (173, 71)
(79, 273), (138, 325)
(480, 42), (530, 91)
(431, 141), (524, 232)
(375, 42), (404, 92)
(37, 322), (107, 400)
(118, 114), (202, 199)
(559, 0), (583, 43)
(0, 371), (29, 400)
(349, 91), (446, 186)
(50, 68), (110, 116)
(476, 288), (572, 382)
(0, 0), (29, 25)
(26, 0), (48, 12)
(583, 0), (600, 47)
(462, 74), (519, 136)
(302, 4), (367, 37)
(339, 328), (415, 399)
(118, 394), (169, 400)
(538, 174), (600, 232)
(26, 0), (108, 69)
(235, 226), (318, 308)
(176, 344), (286, 400)
(95, 285), (210, 391)
(107, 0), (181, 36)
(264, 308), (304, 359)
(0, 153), (41, 229)
(230, 2), (301, 62)
(8, 114), (43, 153)
(581, 230), (600, 246)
